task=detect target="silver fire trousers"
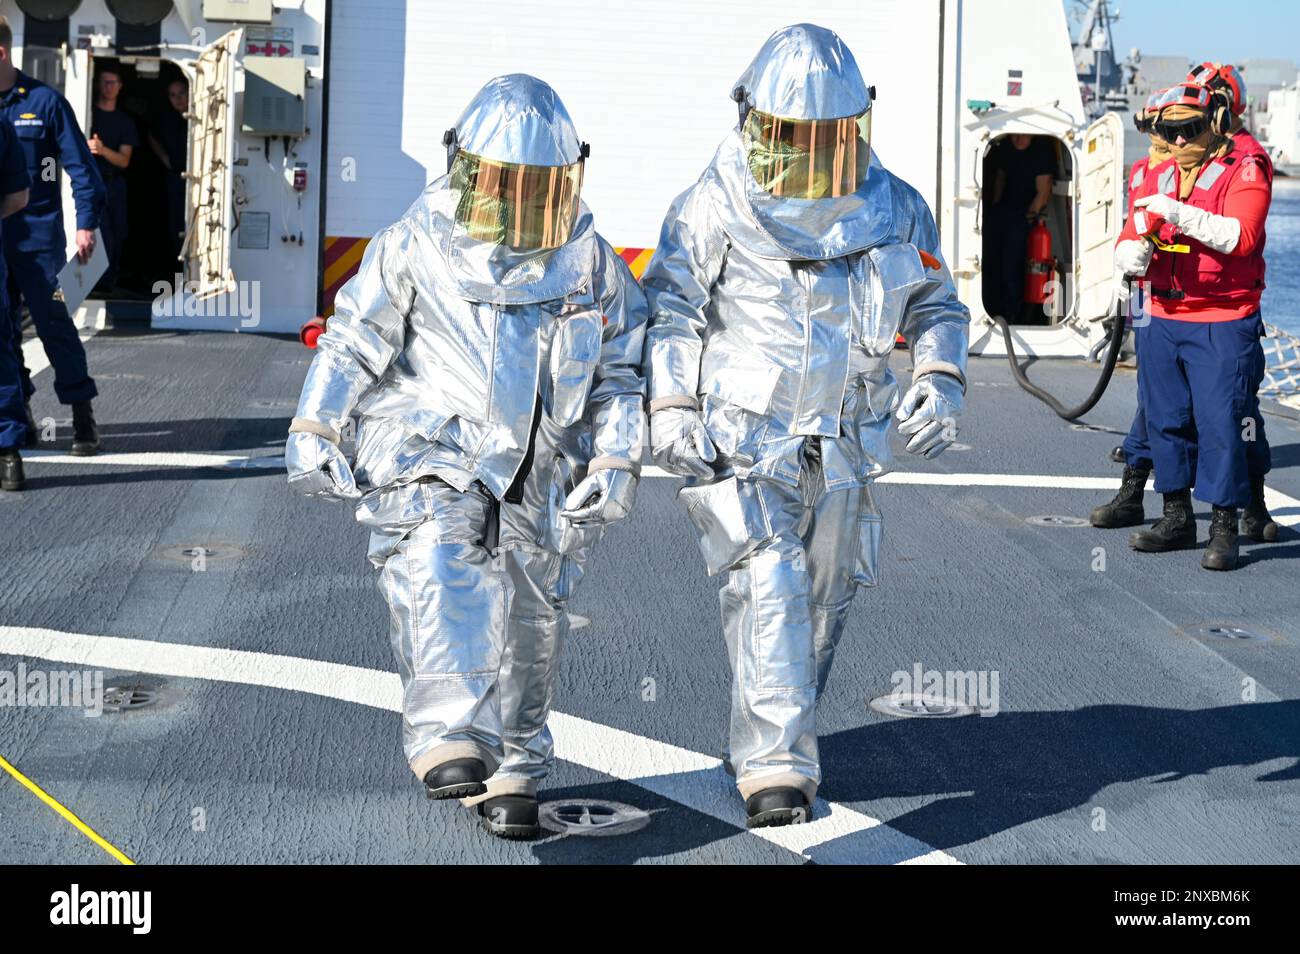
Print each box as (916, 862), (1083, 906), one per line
(680, 439), (881, 802)
(365, 476), (589, 799)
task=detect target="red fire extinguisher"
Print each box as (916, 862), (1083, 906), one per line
(1023, 216), (1054, 306)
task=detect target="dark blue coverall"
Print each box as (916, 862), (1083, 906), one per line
(0, 71), (105, 406)
(0, 118), (32, 450)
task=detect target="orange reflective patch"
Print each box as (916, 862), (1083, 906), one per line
(918, 249), (942, 270)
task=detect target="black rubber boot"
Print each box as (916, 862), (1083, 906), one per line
(1090, 465), (1149, 528)
(1240, 478), (1279, 543)
(1130, 490), (1197, 552)
(70, 400), (100, 457)
(744, 787), (809, 829)
(1202, 506), (1241, 571)
(478, 795), (541, 840)
(1, 449), (24, 492)
(24, 403), (37, 447)
(423, 758), (487, 800)
(1109, 445), (1125, 464)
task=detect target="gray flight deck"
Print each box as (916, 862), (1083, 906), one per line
(1, 325), (1297, 864)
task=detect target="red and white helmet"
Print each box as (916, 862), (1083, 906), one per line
(1187, 62), (1247, 115)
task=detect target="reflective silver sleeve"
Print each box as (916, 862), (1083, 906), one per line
(294, 223), (416, 434)
(641, 184), (728, 412)
(588, 242), (648, 475)
(898, 197), (970, 389)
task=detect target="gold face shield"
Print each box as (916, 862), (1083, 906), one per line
(450, 150), (583, 250)
(744, 108), (872, 199)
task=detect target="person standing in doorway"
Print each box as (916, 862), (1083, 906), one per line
(0, 16), (106, 457)
(90, 65), (137, 293)
(148, 77), (188, 265)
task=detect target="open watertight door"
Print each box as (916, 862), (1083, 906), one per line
(1074, 112), (1125, 322)
(59, 46), (94, 267)
(183, 29), (242, 301)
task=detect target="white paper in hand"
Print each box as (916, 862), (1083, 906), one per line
(55, 228), (108, 313)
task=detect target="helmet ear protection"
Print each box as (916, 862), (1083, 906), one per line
(442, 128), (459, 173)
(1209, 92), (1232, 136)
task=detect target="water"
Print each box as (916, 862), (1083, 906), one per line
(1263, 177), (1300, 337)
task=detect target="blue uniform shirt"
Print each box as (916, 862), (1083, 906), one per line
(0, 118), (32, 274)
(0, 71), (105, 253)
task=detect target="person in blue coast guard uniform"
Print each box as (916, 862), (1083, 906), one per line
(0, 16), (106, 457)
(0, 101), (30, 492)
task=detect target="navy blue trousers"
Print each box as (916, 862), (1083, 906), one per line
(1135, 312), (1268, 508)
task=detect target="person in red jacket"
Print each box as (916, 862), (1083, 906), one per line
(1111, 82), (1271, 571)
(1091, 72), (1278, 542)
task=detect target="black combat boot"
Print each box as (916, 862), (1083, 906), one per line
(1203, 506), (1241, 571)
(477, 795), (541, 840)
(70, 400), (100, 457)
(1130, 489), (1197, 552)
(1240, 478), (1279, 543)
(744, 787), (809, 829)
(1090, 465), (1150, 528)
(423, 758), (487, 800)
(1, 448), (24, 491)
(24, 403), (37, 447)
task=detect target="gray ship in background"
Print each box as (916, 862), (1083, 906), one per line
(1072, 0), (1300, 174)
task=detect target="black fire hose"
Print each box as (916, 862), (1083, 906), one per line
(993, 312), (1127, 422)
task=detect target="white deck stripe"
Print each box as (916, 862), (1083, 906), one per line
(19, 451), (1300, 528)
(0, 625), (959, 865)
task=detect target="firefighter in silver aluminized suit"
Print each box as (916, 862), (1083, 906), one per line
(642, 24), (970, 827)
(285, 75), (646, 840)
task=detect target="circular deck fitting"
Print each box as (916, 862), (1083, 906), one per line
(539, 799), (651, 837)
(1070, 423), (1126, 435)
(1026, 514), (1090, 528)
(223, 455), (286, 470)
(102, 682), (162, 713)
(153, 543), (245, 565)
(567, 613), (591, 631)
(869, 692), (979, 719)
(1186, 624), (1273, 644)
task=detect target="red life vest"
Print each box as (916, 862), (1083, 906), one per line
(1136, 145), (1268, 317)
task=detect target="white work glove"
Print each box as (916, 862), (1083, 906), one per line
(650, 406), (717, 479)
(1133, 194), (1240, 254)
(1114, 238), (1154, 278)
(896, 373), (964, 459)
(560, 468), (638, 527)
(285, 431), (361, 501)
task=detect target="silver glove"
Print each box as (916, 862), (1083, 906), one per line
(286, 431), (362, 501)
(650, 407), (717, 478)
(560, 468), (638, 527)
(896, 372), (964, 459)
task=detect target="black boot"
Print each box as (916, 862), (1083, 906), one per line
(477, 795), (541, 840)
(423, 758), (487, 800)
(24, 403), (37, 447)
(1, 448), (24, 491)
(1090, 465), (1149, 528)
(744, 787), (809, 829)
(1130, 490), (1197, 552)
(1203, 506), (1241, 571)
(70, 400), (100, 457)
(1240, 478), (1279, 543)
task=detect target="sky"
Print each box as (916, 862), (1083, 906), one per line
(1067, 0), (1300, 64)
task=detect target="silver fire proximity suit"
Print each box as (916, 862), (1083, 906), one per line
(286, 75), (646, 800)
(642, 24), (970, 805)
